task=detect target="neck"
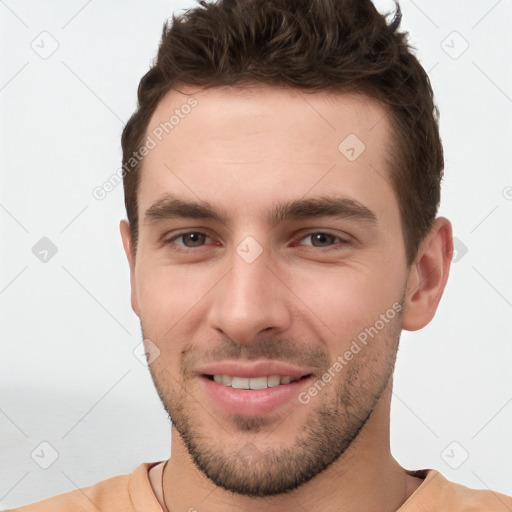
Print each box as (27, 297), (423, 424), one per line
(160, 382), (422, 512)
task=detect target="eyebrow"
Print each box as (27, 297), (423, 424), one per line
(143, 194), (378, 228)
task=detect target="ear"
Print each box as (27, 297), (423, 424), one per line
(401, 217), (453, 331)
(120, 220), (141, 318)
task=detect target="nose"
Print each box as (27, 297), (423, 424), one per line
(206, 246), (293, 345)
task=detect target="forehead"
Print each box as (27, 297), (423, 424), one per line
(147, 84), (390, 152)
(138, 84), (397, 226)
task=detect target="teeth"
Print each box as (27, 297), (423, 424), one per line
(249, 376), (268, 390)
(231, 377), (249, 389)
(211, 375), (297, 389)
(221, 375), (232, 386)
(267, 375), (281, 387)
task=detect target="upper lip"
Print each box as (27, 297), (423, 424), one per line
(196, 360), (313, 380)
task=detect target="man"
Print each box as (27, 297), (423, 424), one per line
(11, 0), (512, 510)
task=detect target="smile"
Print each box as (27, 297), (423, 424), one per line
(208, 374), (304, 389)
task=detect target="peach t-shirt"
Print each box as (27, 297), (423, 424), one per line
(8, 462), (512, 511)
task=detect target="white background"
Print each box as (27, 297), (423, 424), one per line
(1, 0), (511, 508)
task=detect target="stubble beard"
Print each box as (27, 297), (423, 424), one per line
(145, 317), (401, 497)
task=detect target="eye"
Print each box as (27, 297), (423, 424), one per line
(163, 231), (213, 250)
(296, 232), (351, 249)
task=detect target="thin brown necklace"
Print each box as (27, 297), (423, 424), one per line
(161, 459), (170, 512)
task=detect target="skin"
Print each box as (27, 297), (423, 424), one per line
(120, 84), (453, 511)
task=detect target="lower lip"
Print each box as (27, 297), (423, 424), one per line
(201, 376), (312, 416)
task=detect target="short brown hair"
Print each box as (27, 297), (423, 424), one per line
(121, 0), (443, 267)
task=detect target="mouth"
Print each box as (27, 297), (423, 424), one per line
(197, 361), (315, 416)
(204, 374), (311, 389)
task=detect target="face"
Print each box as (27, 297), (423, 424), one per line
(122, 85), (412, 496)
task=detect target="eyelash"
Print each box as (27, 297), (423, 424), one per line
(162, 230), (351, 252)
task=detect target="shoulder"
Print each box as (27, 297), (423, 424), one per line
(8, 474), (131, 512)
(402, 469), (512, 511)
(6, 462), (161, 512)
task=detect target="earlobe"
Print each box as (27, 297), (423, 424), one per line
(401, 217), (453, 332)
(119, 220), (141, 318)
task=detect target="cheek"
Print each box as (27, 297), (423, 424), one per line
(135, 264), (213, 334)
(288, 264), (403, 342)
